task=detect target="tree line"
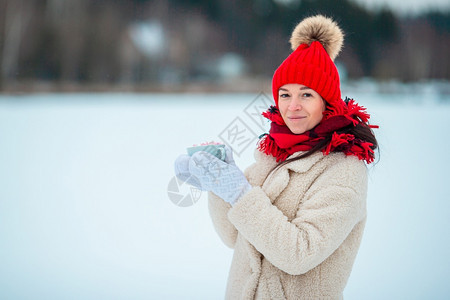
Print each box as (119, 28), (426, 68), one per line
(0, 0), (448, 91)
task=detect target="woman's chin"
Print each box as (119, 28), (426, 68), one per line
(292, 129), (306, 135)
(287, 125), (307, 135)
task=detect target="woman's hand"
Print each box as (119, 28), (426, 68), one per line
(174, 146), (251, 205)
(174, 154), (203, 189)
(188, 150), (251, 205)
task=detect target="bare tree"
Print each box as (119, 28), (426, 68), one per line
(44, 0), (89, 82)
(1, 0), (31, 82)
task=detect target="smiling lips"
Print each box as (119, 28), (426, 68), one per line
(288, 116), (306, 121)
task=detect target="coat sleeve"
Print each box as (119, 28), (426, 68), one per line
(227, 158), (367, 275)
(208, 191), (238, 249)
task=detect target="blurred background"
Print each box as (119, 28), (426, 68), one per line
(0, 0), (449, 92)
(0, 0), (450, 299)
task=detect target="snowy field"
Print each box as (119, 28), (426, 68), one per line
(0, 90), (449, 299)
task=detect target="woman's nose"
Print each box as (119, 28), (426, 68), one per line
(288, 99), (302, 110)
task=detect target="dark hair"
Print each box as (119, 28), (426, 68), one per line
(267, 122), (378, 176)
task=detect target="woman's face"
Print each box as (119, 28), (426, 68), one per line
(278, 83), (326, 134)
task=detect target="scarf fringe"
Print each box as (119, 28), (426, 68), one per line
(350, 141), (375, 164)
(323, 132), (354, 155)
(262, 106), (285, 125)
(257, 134), (290, 162)
(324, 99), (371, 126)
(323, 132), (375, 164)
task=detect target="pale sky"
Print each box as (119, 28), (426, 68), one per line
(353, 0), (450, 15)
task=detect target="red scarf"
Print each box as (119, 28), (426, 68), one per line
(257, 98), (379, 163)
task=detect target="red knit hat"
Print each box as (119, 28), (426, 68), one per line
(272, 15), (345, 111)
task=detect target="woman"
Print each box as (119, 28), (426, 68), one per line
(174, 15), (378, 299)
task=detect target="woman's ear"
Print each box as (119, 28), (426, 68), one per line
(322, 99), (328, 111)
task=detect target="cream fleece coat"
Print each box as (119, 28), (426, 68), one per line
(208, 149), (368, 300)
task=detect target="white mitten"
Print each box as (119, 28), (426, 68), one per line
(188, 150), (251, 205)
(174, 154), (202, 189)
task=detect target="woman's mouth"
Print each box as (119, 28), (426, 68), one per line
(288, 116), (306, 120)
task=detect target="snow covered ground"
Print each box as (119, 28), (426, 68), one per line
(0, 91), (449, 299)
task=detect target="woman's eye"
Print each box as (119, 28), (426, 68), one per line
(302, 93), (312, 98)
(279, 93), (290, 98)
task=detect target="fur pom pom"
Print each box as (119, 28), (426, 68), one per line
(289, 15), (344, 61)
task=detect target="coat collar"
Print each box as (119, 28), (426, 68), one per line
(253, 149), (325, 174)
(283, 150), (326, 173)
(249, 150), (327, 203)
